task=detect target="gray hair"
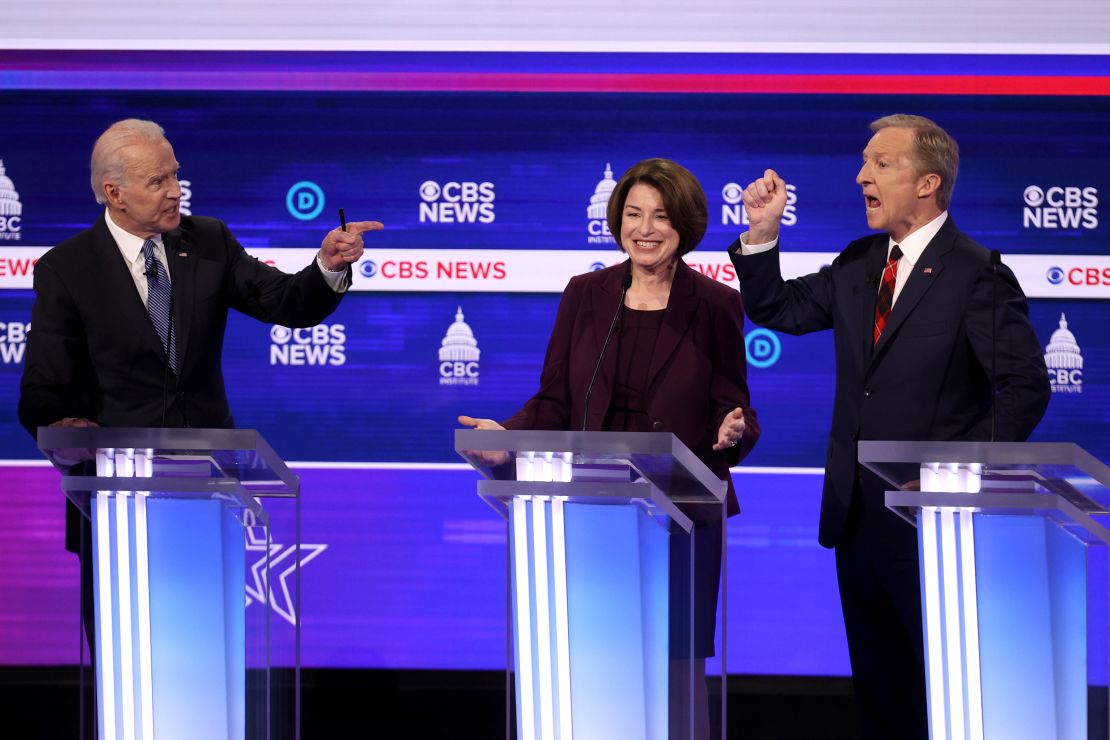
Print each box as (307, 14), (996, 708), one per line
(90, 119), (167, 204)
(870, 114), (960, 211)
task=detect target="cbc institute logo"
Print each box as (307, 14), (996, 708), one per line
(1044, 313), (1083, 394)
(0, 159), (24, 241)
(586, 164), (617, 245)
(439, 307), (480, 386)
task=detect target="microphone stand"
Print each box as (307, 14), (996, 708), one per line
(581, 270), (632, 431)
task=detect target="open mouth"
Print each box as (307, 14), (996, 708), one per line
(865, 195), (881, 211)
(634, 240), (661, 250)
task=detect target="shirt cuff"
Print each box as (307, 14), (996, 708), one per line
(316, 253), (351, 293)
(737, 233), (779, 256)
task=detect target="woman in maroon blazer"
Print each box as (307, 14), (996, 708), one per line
(460, 158), (760, 731)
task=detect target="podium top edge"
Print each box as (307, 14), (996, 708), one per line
(858, 440), (1110, 489)
(857, 440), (1083, 464)
(454, 429), (681, 454)
(37, 426), (264, 452)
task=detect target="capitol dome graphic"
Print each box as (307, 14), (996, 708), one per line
(0, 160), (22, 217)
(439, 306), (480, 362)
(1044, 313), (1082, 371)
(586, 163), (616, 220)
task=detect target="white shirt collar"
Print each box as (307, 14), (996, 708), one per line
(889, 211), (948, 266)
(104, 208), (163, 264)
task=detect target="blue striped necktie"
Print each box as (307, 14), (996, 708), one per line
(141, 239), (178, 374)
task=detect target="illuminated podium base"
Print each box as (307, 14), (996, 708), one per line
(508, 496), (672, 739)
(458, 430), (727, 740)
(91, 488), (246, 739)
(39, 428), (301, 740)
(861, 441), (1110, 740)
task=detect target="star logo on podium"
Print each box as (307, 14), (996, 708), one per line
(242, 511), (328, 626)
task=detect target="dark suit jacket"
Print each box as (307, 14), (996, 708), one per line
(18, 213), (347, 548)
(502, 259), (760, 515)
(730, 217), (1050, 547)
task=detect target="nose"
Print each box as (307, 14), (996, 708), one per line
(167, 175), (182, 199)
(856, 162), (871, 186)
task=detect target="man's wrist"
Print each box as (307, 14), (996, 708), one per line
(748, 228), (779, 245)
(317, 251), (347, 273)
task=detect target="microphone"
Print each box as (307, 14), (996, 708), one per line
(581, 269), (632, 431)
(144, 265), (157, 278)
(865, 274), (879, 287)
(989, 249), (1001, 442)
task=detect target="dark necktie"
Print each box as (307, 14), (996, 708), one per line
(141, 239), (178, 374)
(873, 244), (903, 345)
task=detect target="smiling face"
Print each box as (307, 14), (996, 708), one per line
(102, 137), (182, 238)
(856, 126), (941, 243)
(619, 182), (681, 274)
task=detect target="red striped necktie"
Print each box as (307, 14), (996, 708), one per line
(873, 244), (903, 345)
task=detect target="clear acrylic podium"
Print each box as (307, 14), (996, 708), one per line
(37, 427), (301, 740)
(456, 429), (729, 740)
(859, 441), (1110, 740)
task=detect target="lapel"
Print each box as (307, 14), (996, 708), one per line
(646, 259), (699, 392)
(163, 225), (197, 370)
(867, 217), (956, 369)
(90, 215), (166, 358)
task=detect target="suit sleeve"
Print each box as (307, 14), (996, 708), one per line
(18, 259), (93, 436)
(502, 276), (584, 431)
(220, 221), (344, 328)
(729, 239), (836, 335)
(710, 288), (761, 466)
(964, 262), (1051, 441)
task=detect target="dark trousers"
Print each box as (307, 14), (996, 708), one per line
(74, 511), (98, 739)
(835, 468), (929, 740)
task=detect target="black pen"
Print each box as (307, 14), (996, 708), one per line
(338, 208), (347, 232)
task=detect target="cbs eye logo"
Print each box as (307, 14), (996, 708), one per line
(419, 181), (442, 202)
(270, 325), (293, 343)
(1046, 266), (1065, 285)
(721, 182), (745, 205)
(1024, 186), (1046, 207)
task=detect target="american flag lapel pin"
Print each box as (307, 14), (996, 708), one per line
(178, 252), (188, 257)
(923, 267), (933, 274)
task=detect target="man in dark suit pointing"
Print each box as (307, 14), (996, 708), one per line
(20, 117), (380, 435)
(729, 115), (1050, 739)
(17, 118), (381, 673)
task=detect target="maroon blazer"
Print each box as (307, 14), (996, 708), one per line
(503, 259), (760, 515)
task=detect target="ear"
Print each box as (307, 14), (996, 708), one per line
(102, 182), (124, 208)
(918, 173), (941, 200)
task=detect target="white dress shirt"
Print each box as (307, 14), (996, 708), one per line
(105, 209), (169, 308)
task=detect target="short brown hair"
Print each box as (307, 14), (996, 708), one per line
(606, 158), (708, 256)
(870, 114), (960, 210)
